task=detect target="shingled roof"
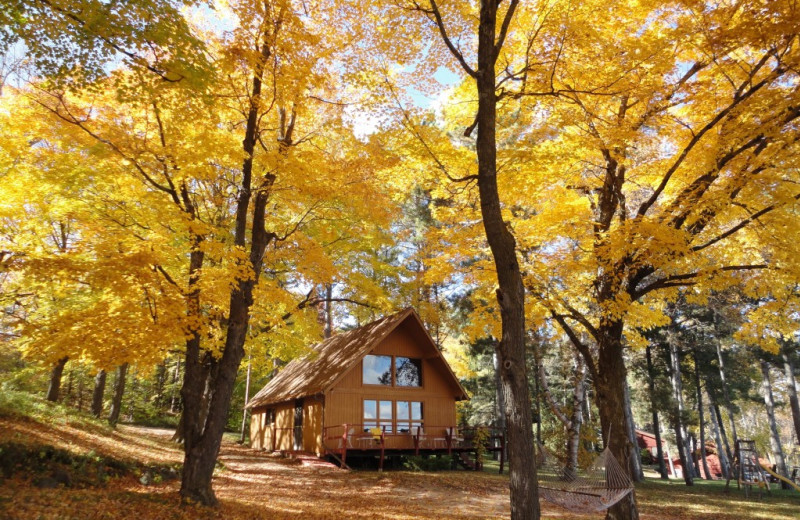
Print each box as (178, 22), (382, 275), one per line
(246, 307), (467, 409)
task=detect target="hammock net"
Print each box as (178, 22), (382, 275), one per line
(536, 444), (634, 513)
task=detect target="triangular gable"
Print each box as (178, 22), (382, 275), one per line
(246, 308), (468, 408)
(325, 309), (468, 400)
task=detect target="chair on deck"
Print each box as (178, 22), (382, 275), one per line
(337, 427), (355, 449)
(415, 426), (428, 449)
(432, 429), (448, 449)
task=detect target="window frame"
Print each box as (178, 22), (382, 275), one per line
(363, 399), (423, 434)
(362, 354), (393, 386)
(362, 354), (423, 389)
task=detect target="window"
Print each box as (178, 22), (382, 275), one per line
(396, 401), (423, 434)
(363, 399), (393, 433)
(395, 357), (422, 387)
(363, 355), (392, 385)
(362, 354), (423, 387)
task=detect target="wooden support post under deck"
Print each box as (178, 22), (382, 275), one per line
(379, 426), (386, 472)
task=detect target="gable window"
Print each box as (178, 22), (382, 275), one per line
(395, 357), (422, 387)
(362, 354), (423, 387)
(363, 399), (393, 433)
(363, 355), (392, 385)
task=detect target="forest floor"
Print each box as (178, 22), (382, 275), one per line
(1, 399), (799, 519)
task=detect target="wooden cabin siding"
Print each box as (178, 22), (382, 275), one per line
(303, 398), (324, 454)
(272, 401), (295, 451)
(249, 406), (268, 450)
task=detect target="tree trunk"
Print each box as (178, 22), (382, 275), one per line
(781, 347), (800, 445)
(108, 363), (128, 427)
(46, 357), (68, 402)
(493, 351), (508, 461)
(594, 322), (639, 520)
(693, 348), (712, 479)
(645, 345), (668, 479)
(668, 341), (693, 485)
(171, 356), (182, 413)
(713, 402), (733, 463)
(708, 392), (730, 479)
(689, 434), (702, 479)
(91, 369), (106, 418)
(760, 360), (788, 481)
(180, 30), (277, 505)
(715, 340), (738, 448)
(468, 2), (539, 518)
(324, 284), (333, 339)
(623, 379), (644, 482)
(239, 355), (252, 444)
(154, 361), (167, 409)
(538, 354), (585, 474)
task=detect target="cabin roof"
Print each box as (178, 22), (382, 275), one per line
(246, 307), (468, 409)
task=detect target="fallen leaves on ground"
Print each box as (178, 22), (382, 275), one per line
(1, 417), (798, 519)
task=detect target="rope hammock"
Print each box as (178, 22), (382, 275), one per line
(536, 444), (634, 513)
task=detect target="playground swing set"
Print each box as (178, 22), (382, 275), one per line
(725, 439), (800, 498)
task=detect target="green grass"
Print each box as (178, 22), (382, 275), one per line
(0, 390), (111, 435)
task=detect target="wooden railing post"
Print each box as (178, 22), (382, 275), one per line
(341, 423), (348, 466)
(414, 425), (420, 456)
(446, 427), (453, 455)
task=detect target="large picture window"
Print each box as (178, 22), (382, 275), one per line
(362, 354), (423, 387)
(364, 399), (422, 434)
(363, 355), (392, 385)
(363, 399), (393, 432)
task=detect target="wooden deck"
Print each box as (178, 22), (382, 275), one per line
(322, 424), (506, 472)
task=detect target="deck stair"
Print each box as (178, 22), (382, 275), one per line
(456, 451), (477, 471)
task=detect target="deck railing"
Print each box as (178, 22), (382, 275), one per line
(322, 423), (506, 471)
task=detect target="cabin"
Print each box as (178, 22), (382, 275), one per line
(247, 308), (495, 469)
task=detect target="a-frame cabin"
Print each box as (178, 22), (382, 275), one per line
(247, 308), (470, 460)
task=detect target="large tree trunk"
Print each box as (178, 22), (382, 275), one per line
(180, 29), (278, 505)
(91, 369), (106, 418)
(760, 360), (788, 481)
(781, 347), (800, 445)
(693, 348), (712, 479)
(594, 322), (639, 520)
(46, 357), (68, 402)
(623, 379), (644, 482)
(470, 2), (539, 518)
(708, 392), (730, 479)
(108, 363), (128, 427)
(645, 345), (668, 479)
(668, 341), (693, 485)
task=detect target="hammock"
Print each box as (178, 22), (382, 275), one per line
(536, 444), (634, 513)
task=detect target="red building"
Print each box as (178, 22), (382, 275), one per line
(636, 430), (725, 479)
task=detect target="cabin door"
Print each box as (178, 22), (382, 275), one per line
(293, 399), (304, 451)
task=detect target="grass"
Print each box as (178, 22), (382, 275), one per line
(1, 391), (799, 519)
